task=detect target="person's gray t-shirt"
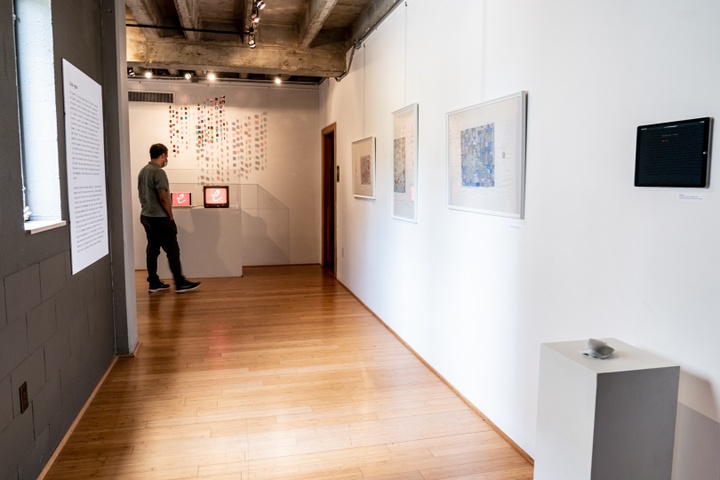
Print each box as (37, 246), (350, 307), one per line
(137, 162), (170, 217)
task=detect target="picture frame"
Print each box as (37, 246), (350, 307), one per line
(392, 103), (419, 222)
(447, 91), (528, 218)
(352, 136), (376, 199)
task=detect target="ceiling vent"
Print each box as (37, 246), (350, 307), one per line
(128, 91), (175, 103)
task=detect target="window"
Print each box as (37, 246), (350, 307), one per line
(14, 0), (64, 232)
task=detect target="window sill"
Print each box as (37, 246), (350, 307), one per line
(24, 220), (67, 235)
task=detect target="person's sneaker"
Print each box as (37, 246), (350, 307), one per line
(176, 281), (201, 293)
(148, 281), (171, 293)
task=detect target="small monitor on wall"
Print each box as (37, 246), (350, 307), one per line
(171, 192), (192, 207)
(635, 117), (713, 188)
(203, 186), (230, 208)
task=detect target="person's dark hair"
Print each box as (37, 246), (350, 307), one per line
(149, 143), (168, 159)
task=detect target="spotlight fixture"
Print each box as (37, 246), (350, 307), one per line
(255, 0), (266, 10)
(184, 72), (192, 80)
(207, 72), (217, 81)
(274, 77), (282, 85)
(144, 70), (153, 79)
(247, 26), (257, 48)
(127, 68), (135, 77)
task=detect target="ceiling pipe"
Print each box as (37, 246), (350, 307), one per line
(126, 23), (251, 36)
(335, 0), (404, 81)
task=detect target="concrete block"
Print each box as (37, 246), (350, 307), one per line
(88, 302), (114, 353)
(0, 460), (18, 480)
(0, 375), (12, 432)
(10, 348), (45, 417)
(17, 424), (49, 480)
(68, 312), (90, 356)
(3, 265), (41, 323)
(0, 320), (29, 380)
(0, 405), (33, 479)
(55, 280), (82, 325)
(30, 373), (61, 438)
(43, 324), (71, 380)
(59, 351), (83, 404)
(39, 252), (67, 301)
(0, 284), (6, 329)
(27, 299), (56, 354)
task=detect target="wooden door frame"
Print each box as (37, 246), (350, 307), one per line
(321, 123), (337, 275)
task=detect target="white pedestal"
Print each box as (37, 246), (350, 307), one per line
(157, 207), (243, 279)
(534, 338), (679, 480)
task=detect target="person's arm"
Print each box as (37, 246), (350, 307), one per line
(158, 188), (174, 221)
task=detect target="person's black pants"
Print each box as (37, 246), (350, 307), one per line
(140, 215), (185, 286)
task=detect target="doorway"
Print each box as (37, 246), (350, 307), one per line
(321, 123), (337, 275)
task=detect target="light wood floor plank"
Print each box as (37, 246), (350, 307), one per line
(42, 265), (532, 479)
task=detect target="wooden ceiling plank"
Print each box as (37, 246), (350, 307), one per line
(299, 0), (340, 48)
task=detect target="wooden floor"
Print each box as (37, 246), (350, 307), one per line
(42, 266), (533, 479)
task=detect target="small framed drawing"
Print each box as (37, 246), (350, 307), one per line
(352, 136), (376, 199)
(392, 103), (419, 222)
(447, 91), (528, 218)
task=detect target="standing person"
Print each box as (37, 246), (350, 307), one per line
(138, 143), (201, 293)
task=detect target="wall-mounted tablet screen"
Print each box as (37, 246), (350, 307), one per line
(203, 186), (229, 208)
(635, 117), (712, 187)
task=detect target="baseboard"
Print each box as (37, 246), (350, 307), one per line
(36, 356), (119, 479)
(118, 340), (140, 358)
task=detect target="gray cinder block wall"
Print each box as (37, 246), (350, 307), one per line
(0, 1), (128, 479)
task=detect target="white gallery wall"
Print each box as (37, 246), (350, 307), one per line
(320, 1), (720, 478)
(128, 81), (320, 269)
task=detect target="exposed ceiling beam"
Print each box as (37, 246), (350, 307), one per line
(173, 0), (201, 41)
(299, 0), (339, 48)
(124, 0), (401, 80)
(259, 24), (301, 47)
(126, 16), (150, 57)
(128, 39), (347, 77)
(126, 0), (163, 40)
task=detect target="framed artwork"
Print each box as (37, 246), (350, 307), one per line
(392, 103), (419, 222)
(447, 91), (528, 218)
(352, 136), (376, 199)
